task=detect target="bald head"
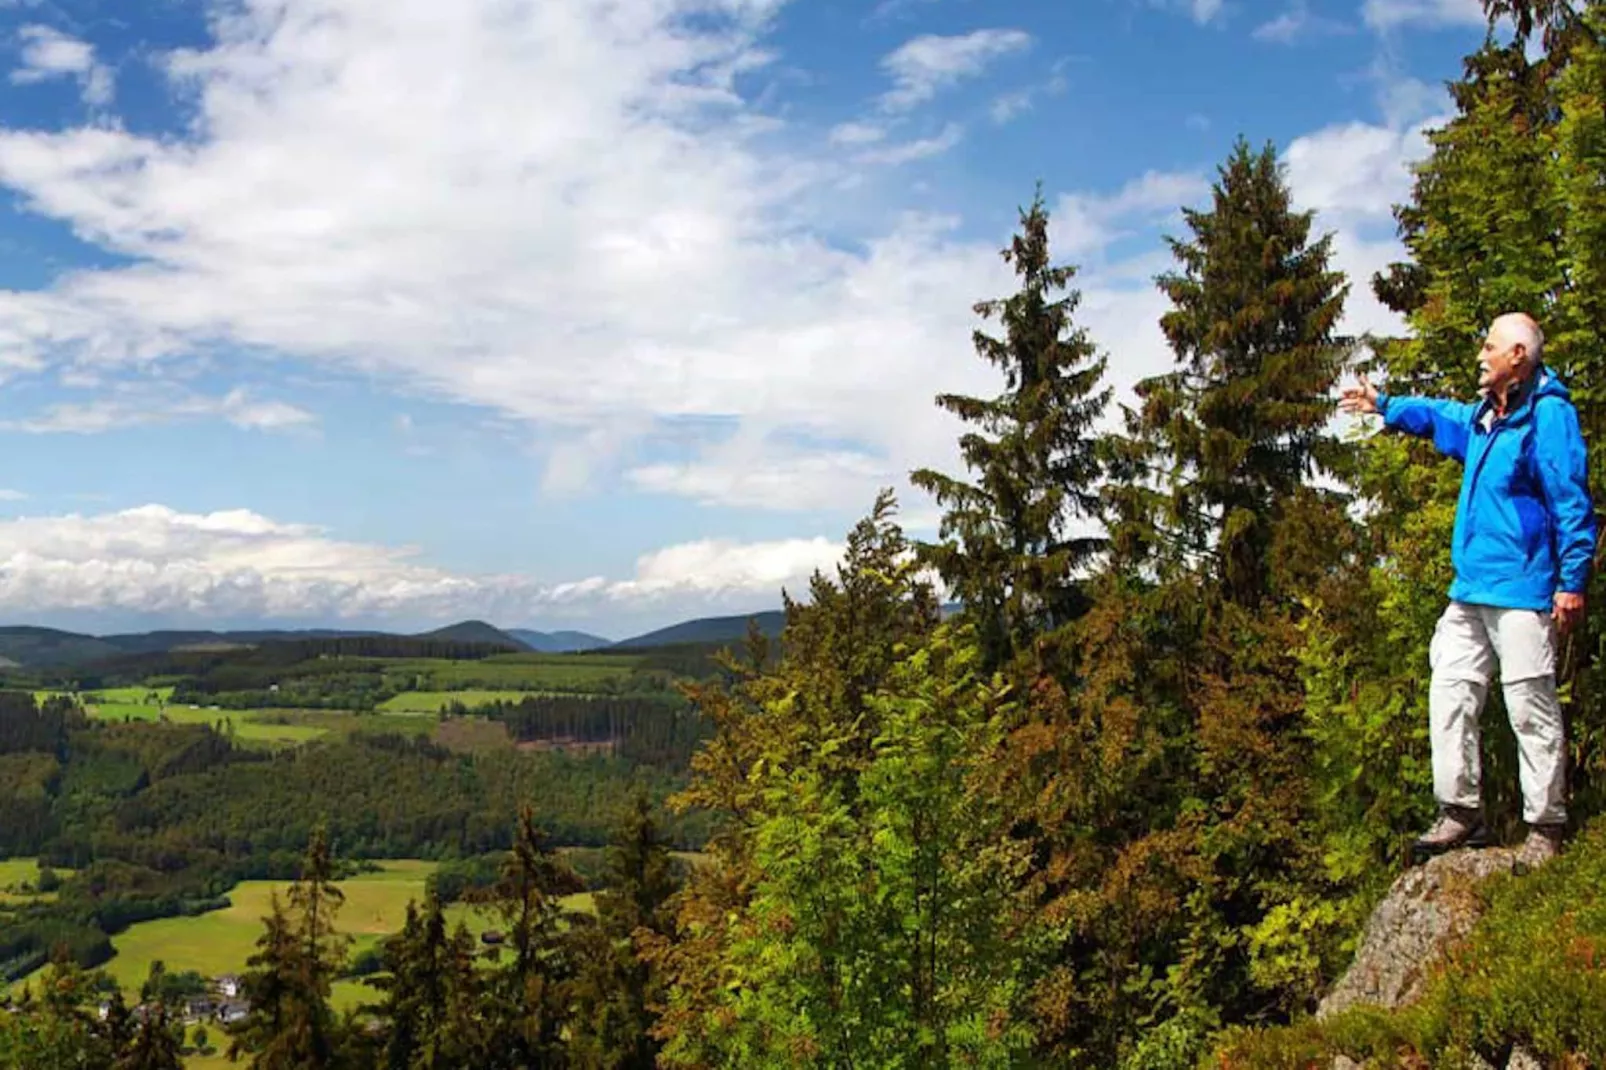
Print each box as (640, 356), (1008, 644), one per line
(1479, 313), (1544, 400)
(1491, 312), (1544, 364)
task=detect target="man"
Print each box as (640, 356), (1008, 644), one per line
(1339, 312), (1595, 868)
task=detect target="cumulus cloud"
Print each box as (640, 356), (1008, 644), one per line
(10, 24), (113, 106)
(0, 0), (1446, 527)
(877, 29), (1032, 111)
(0, 0), (1016, 518)
(0, 503), (845, 626)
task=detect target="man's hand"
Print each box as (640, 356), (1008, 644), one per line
(1339, 374), (1380, 416)
(1554, 591), (1586, 634)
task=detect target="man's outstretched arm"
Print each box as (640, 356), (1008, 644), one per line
(1340, 374), (1476, 461)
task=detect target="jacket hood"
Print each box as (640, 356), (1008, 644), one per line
(1533, 366), (1571, 401)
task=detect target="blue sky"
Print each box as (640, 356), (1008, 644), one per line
(0, 0), (1495, 639)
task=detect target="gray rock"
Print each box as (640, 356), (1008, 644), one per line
(1506, 1046), (1543, 1070)
(1318, 846), (1519, 1019)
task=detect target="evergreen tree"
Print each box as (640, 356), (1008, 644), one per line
(912, 187), (1111, 670)
(997, 140), (1357, 1066)
(371, 890), (487, 1069)
(229, 826), (351, 1069)
(568, 789), (680, 1069)
(476, 806), (585, 1068)
(1105, 138), (1350, 602)
(115, 1001), (181, 1070)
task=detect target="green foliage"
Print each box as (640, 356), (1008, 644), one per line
(228, 826), (353, 1069)
(654, 495), (1035, 1067)
(912, 187), (1111, 669)
(1212, 815), (1606, 1067)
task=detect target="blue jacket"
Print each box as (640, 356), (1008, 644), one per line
(1377, 368), (1596, 610)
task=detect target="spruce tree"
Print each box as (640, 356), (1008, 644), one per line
(1105, 138), (1350, 603)
(229, 826), (351, 1069)
(568, 790), (680, 1070)
(911, 187), (1111, 670)
(1003, 140), (1356, 1065)
(478, 806), (585, 1068)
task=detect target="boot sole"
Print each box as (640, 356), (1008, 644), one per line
(1409, 828), (1489, 866)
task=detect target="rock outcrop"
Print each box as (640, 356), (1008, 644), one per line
(1318, 846), (1518, 1019)
(1320, 846), (1545, 1070)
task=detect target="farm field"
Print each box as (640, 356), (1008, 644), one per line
(37, 689), (447, 747)
(378, 689), (535, 713)
(0, 858), (72, 906)
(389, 654), (641, 691)
(75, 860), (593, 1013)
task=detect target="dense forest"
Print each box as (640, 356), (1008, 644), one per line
(7, 1), (1606, 1067)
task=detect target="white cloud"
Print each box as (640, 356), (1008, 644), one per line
(853, 122), (963, 165)
(1283, 118), (1440, 227)
(0, 503), (843, 626)
(630, 443), (889, 511)
(10, 24), (113, 106)
(1361, 0), (1486, 30)
(878, 29), (1032, 111)
(1051, 169), (1212, 260)
(0, 0), (1018, 519)
(0, 489), (27, 501)
(0, 0), (1449, 527)
(1146, 0), (1226, 24)
(829, 121), (886, 146)
(988, 59), (1073, 125)
(2, 387), (316, 434)
(1253, 1), (1351, 42)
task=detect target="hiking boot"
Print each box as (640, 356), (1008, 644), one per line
(1410, 806), (1487, 864)
(1514, 823), (1565, 873)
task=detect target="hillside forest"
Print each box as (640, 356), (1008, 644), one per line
(7, 1), (1606, 1066)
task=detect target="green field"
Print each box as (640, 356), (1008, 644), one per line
(58, 860), (593, 1013)
(40, 689), (450, 748)
(379, 689), (534, 713)
(0, 858), (72, 906)
(389, 654), (640, 691)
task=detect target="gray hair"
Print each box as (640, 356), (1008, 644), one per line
(1494, 312), (1545, 365)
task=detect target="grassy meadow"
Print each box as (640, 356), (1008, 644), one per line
(37, 688), (448, 748)
(8, 859), (594, 1014)
(0, 858), (72, 907)
(391, 653), (641, 691)
(378, 689), (534, 713)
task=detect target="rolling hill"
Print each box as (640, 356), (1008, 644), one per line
(414, 620), (531, 650)
(506, 629), (613, 653)
(613, 610), (786, 650)
(0, 626), (125, 667)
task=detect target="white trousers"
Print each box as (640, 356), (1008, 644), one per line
(1428, 601), (1567, 826)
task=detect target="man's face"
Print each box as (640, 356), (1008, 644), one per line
(1478, 327), (1526, 392)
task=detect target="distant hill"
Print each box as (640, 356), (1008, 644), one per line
(415, 620), (531, 651)
(98, 628), (384, 656)
(507, 629), (613, 653)
(0, 626), (126, 667)
(613, 610), (786, 650)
